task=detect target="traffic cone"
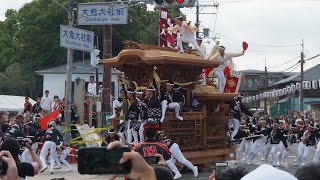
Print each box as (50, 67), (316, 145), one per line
(69, 145), (77, 163)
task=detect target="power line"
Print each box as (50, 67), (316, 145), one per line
(283, 61), (300, 72)
(202, 28), (300, 48)
(285, 63), (300, 73)
(267, 55), (300, 69)
(305, 53), (320, 61)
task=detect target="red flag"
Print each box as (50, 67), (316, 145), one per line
(39, 109), (60, 130)
(242, 41), (248, 51)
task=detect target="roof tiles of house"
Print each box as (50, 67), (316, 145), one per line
(36, 59), (121, 75)
(271, 64), (320, 86)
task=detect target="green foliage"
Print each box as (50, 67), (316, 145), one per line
(0, 0), (183, 97)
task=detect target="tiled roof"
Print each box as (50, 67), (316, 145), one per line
(271, 64), (320, 86)
(36, 59), (121, 75)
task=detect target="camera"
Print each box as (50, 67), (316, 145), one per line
(17, 137), (27, 147)
(0, 157), (8, 175)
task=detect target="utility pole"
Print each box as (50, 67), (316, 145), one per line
(64, 0), (76, 141)
(299, 39), (304, 116)
(102, 0), (112, 113)
(264, 58), (267, 114)
(96, 36), (99, 95)
(196, 5), (199, 38)
(195, 2), (219, 38)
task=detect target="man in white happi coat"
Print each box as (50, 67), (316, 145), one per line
(208, 46), (244, 93)
(167, 16), (206, 59)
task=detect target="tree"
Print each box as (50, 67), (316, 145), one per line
(0, 0), (184, 97)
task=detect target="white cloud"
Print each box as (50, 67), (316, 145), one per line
(0, 0), (32, 21)
(1, 0), (320, 72)
(181, 0), (320, 71)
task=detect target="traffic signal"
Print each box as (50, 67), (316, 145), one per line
(155, 0), (197, 8)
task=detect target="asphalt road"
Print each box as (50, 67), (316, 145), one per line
(28, 143), (316, 180)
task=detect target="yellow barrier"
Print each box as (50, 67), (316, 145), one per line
(61, 124), (113, 146)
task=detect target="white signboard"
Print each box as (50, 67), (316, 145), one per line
(60, 25), (94, 52)
(77, 3), (128, 25)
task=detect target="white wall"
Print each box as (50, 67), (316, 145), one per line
(42, 73), (119, 100)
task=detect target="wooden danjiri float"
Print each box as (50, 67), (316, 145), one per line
(101, 41), (237, 165)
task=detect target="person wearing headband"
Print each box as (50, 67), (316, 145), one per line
(163, 136), (198, 179)
(36, 120), (64, 174)
(167, 15), (206, 59)
(228, 94), (252, 140)
(160, 80), (184, 123)
(245, 118), (270, 164)
(132, 121), (171, 164)
(279, 124), (297, 167)
(264, 123), (289, 167)
(145, 85), (161, 122)
(126, 88), (140, 145)
(135, 89), (147, 142)
(208, 45), (244, 93)
(297, 124), (317, 166)
(233, 123), (250, 164)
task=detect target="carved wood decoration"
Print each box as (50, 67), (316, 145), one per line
(118, 62), (203, 88)
(123, 40), (141, 49)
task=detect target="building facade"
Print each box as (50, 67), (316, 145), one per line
(36, 60), (122, 101)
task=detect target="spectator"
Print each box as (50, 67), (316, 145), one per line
(32, 97), (42, 115)
(4, 124), (25, 139)
(295, 162), (320, 180)
(0, 114), (10, 133)
(87, 76), (97, 96)
(24, 97), (33, 114)
(50, 96), (60, 112)
(1, 138), (41, 179)
(41, 90), (52, 116)
(152, 164), (174, 180)
(0, 151), (19, 180)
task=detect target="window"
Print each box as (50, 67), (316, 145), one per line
(268, 78), (278, 85)
(247, 78), (254, 89)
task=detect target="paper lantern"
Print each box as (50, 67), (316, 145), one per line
(296, 82), (301, 91)
(249, 96), (252, 102)
(277, 89), (281, 96)
(252, 96), (256, 101)
(268, 92), (272, 98)
(263, 92), (267, 98)
(303, 81), (311, 89)
(312, 80), (318, 89)
(283, 88), (287, 95)
(287, 86), (292, 94)
(291, 84), (296, 93)
(256, 95), (259, 100)
(259, 94), (263, 99)
(246, 97), (249, 103)
(242, 98), (246, 103)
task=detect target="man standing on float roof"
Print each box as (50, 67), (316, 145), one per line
(167, 16), (206, 59)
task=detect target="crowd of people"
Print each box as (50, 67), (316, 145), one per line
(232, 112), (320, 168)
(0, 90), (76, 179)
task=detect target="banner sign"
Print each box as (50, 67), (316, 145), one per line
(60, 25), (94, 52)
(77, 3), (128, 25)
(159, 7), (177, 47)
(224, 71), (243, 93)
